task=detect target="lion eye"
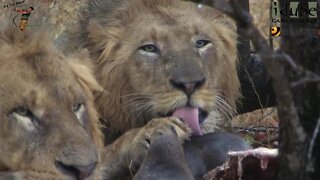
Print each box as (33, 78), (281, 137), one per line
(73, 103), (82, 112)
(195, 40), (211, 48)
(139, 44), (158, 53)
(8, 107), (37, 131)
(16, 107), (31, 116)
(73, 103), (85, 124)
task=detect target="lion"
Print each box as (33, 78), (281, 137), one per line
(0, 23), (104, 179)
(61, 0), (240, 139)
(60, 0), (240, 178)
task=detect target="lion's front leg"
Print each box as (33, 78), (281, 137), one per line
(100, 117), (191, 180)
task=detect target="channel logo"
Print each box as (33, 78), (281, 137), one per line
(271, 26), (281, 36)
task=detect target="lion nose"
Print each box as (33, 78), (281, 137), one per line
(55, 161), (97, 180)
(55, 143), (98, 179)
(170, 78), (206, 96)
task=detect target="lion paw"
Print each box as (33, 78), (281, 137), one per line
(134, 117), (191, 150)
(100, 117), (192, 179)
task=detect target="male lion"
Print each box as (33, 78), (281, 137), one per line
(0, 24), (104, 179)
(60, 0), (240, 178)
(62, 0), (239, 139)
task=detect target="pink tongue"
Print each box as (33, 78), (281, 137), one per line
(172, 107), (202, 136)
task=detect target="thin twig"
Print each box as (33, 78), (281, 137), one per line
(274, 51), (298, 70)
(307, 117), (320, 172)
(233, 126), (278, 132)
(242, 65), (265, 111)
(291, 71), (320, 88)
(291, 75), (320, 88)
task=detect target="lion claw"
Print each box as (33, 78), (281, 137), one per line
(136, 117), (191, 147)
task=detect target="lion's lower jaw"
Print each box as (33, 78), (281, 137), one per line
(200, 111), (231, 134)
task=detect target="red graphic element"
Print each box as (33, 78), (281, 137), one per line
(12, 6), (34, 31)
(13, 7), (34, 14)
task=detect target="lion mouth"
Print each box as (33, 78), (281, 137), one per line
(162, 107), (208, 136)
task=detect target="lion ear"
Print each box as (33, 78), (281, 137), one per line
(68, 50), (104, 95)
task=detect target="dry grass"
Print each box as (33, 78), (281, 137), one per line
(233, 107), (278, 128)
(232, 107), (278, 148)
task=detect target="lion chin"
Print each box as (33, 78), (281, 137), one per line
(60, 0), (240, 139)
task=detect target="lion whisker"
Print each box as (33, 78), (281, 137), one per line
(165, 98), (181, 115)
(215, 102), (234, 119)
(135, 102), (153, 119)
(207, 88), (240, 95)
(216, 96), (237, 114)
(217, 108), (233, 122)
(120, 93), (153, 98)
(130, 99), (152, 111)
(123, 100), (148, 109)
(214, 103), (233, 121)
(146, 105), (155, 114)
(123, 96), (152, 104)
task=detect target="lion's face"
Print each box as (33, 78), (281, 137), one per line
(88, 0), (239, 135)
(0, 27), (103, 179)
(123, 15), (239, 135)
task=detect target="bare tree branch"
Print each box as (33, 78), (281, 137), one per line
(199, 0), (305, 136)
(307, 117), (320, 172)
(196, 0), (313, 179)
(291, 71), (320, 88)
